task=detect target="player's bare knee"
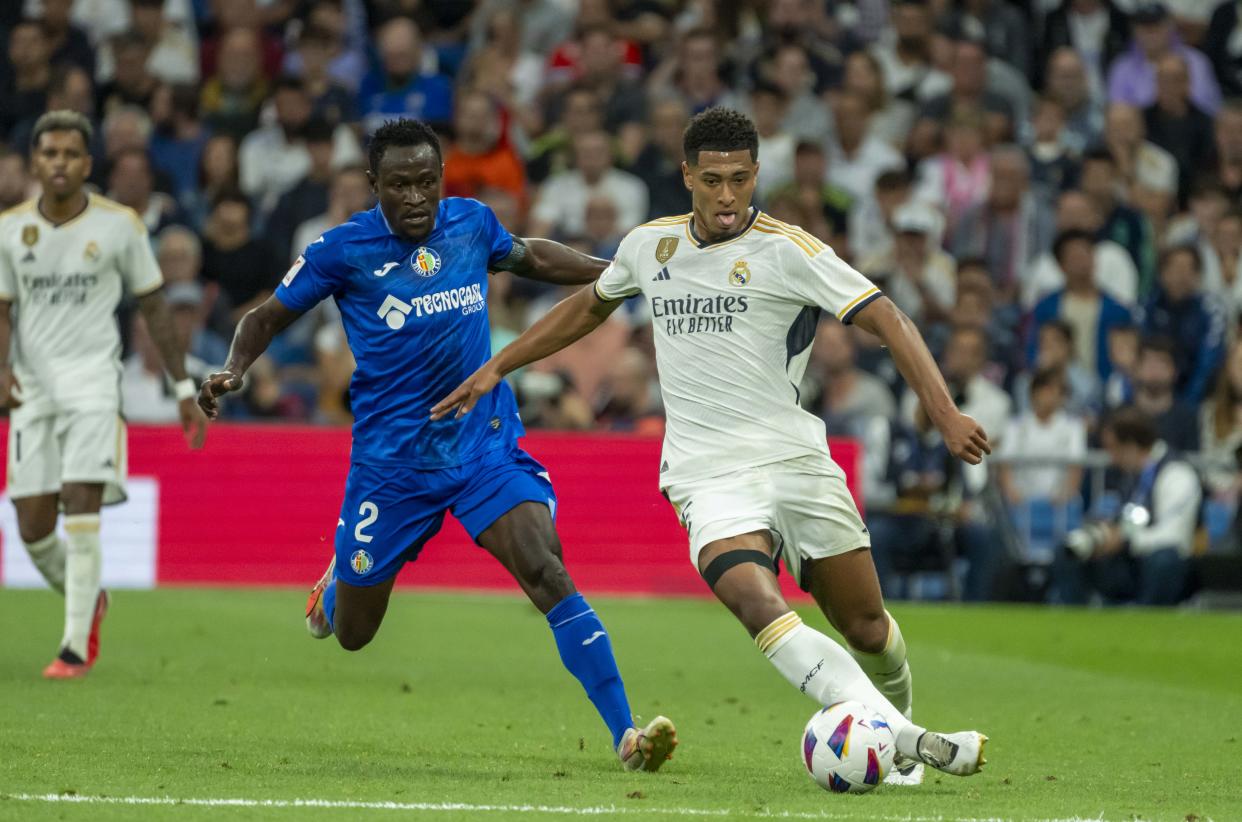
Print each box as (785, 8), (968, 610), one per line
(521, 551), (574, 601)
(841, 611), (889, 654)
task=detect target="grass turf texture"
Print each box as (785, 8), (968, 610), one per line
(0, 589), (1238, 822)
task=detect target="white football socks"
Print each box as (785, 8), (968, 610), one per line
(24, 531), (66, 594)
(847, 610), (913, 718)
(756, 612), (926, 759)
(61, 514), (102, 660)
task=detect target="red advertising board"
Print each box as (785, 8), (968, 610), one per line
(0, 424), (859, 599)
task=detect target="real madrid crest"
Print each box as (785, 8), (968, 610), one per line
(729, 258), (751, 287)
(411, 246), (442, 277)
(83, 241), (101, 262)
(21, 225), (38, 247)
(655, 236), (678, 264)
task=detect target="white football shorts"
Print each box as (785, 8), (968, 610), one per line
(7, 408), (128, 505)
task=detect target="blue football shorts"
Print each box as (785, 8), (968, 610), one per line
(333, 444), (557, 586)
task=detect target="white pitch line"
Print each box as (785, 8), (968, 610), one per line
(0, 792), (1201, 822)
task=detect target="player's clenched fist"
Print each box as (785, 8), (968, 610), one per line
(430, 362), (503, 420)
(198, 371), (242, 419)
(938, 412), (991, 465)
(0, 367), (22, 410)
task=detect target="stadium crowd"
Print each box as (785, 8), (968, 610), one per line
(2, 0), (1241, 603)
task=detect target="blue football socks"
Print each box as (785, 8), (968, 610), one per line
(546, 592), (633, 747)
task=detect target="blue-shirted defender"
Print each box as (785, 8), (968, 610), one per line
(197, 119), (676, 771)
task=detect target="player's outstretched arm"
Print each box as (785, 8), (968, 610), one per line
(0, 299), (19, 409)
(492, 237), (609, 285)
(198, 296), (302, 420)
(138, 289), (208, 449)
(431, 285), (621, 419)
(851, 296), (991, 465)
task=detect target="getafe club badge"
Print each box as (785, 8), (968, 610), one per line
(83, 241), (101, 262)
(729, 259), (751, 287)
(411, 246), (442, 277)
(350, 549), (374, 575)
(21, 225), (38, 247)
(655, 236), (679, 264)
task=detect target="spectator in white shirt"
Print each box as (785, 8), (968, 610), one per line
(998, 367), (1088, 507)
(529, 130), (649, 239)
(827, 90), (905, 202)
(1025, 190), (1139, 308)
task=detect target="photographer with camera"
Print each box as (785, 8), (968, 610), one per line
(1050, 407), (1201, 606)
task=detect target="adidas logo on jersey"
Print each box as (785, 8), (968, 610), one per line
(651, 267), (671, 281)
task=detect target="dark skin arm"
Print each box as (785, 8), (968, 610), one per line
(0, 299), (18, 408)
(851, 296), (991, 464)
(197, 295), (303, 419)
(137, 289), (208, 448)
(492, 237), (609, 285)
(431, 286), (621, 419)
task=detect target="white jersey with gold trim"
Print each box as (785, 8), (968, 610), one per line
(0, 194), (163, 416)
(595, 208), (883, 487)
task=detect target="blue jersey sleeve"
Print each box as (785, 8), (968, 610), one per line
(275, 233), (347, 313)
(477, 202), (514, 267)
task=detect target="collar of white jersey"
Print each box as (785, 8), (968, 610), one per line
(686, 207), (760, 249)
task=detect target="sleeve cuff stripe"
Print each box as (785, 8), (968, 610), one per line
(838, 288), (882, 324)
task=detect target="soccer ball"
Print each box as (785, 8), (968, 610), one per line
(801, 701), (895, 794)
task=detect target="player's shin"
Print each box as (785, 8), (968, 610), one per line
(847, 610), (912, 718)
(756, 612), (928, 759)
(24, 532), (66, 594)
(546, 592), (633, 747)
(61, 514), (102, 661)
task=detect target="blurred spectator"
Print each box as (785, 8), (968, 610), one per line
(7, 62), (95, 152)
(594, 347), (663, 435)
(107, 147), (180, 234)
(771, 142), (854, 250)
(841, 49), (915, 148)
(0, 148), (31, 210)
(186, 134), (239, 230)
(1107, 2), (1220, 115)
(96, 0), (197, 86)
(239, 76), (361, 218)
(912, 39), (1015, 156)
(904, 323), (1012, 449)
(100, 104), (153, 178)
(149, 83), (209, 208)
(528, 130), (648, 239)
(749, 82), (795, 201)
(264, 117), (336, 260)
(998, 367), (1087, 507)
(1, 19), (52, 137)
(914, 106), (991, 239)
(1103, 322), (1140, 409)
(1144, 53), (1217, 205)
(860, 201), (955, 327)
(950, 145), (1051, 305)
(199, 0), (284, 81)
(291, 166), (373, 261)
(849, 168), (911, 271)
(200, 27), (269, 141)
(625, 96), (691, 220)
(1031, 229), (1135, 382)
(871, 0), (936, 102)
(1102, 101), (1178, 205)
(96, 30), (158, 117)
(200, 191), (281, 332)
(467, 0), (573, 57)
(1130, 336), (1200, 451)
(808, 319), (897, 434)
(1207, 98), (1242, 202)
(1042, 47), (1104, 153)
(1026, 191), (1139, 308)
(37, 0), (94, 73)
(155, 224), (205, 286)
(1051, 405), (1198, 606)
(122, 298), (215, 424)
(1024, 96), (1080, 199)
(525, 85), (603, 184)
(459, 5), (545, 116)
(1203, 207), (1242, 320)
(756, 43), (831, 143)
(1205, 0), (1242, 97)
(358, 17), (453, 134)
(1079, 147), (1156, 295)
(581, 195), (623, 260)
(826, 89), (904, 202)
(650, 28), (740, 115)
(1200, 338), (1242, 494)
(442, 89), (526, 205)
(1014, 319), (1100, 416)
(1140, 245), (1226, 405)
(572, 25), (647, 134)
(1038, 0), (1129, 95)
(288, 24), (356, 126)
(949, 0), (1029, 79)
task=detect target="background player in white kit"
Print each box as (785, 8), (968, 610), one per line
(0, 111), (207, 679)
(435, 107), (991, 781)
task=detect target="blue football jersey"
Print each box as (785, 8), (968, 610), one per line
(275, 198), (521, 469)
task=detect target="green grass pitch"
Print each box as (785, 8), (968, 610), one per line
(1, 588), (1238, 821)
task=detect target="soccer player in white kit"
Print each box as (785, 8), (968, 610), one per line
(434, 108), (991, 781)
(0, 111), (207, 679)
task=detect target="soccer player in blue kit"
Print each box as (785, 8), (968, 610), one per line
(197, 119), (677, 772)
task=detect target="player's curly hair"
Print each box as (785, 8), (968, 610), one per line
(367, 118), (442, 174)
(682, 107), (758, 165)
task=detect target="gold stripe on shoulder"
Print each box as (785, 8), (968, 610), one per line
(757, 216), (825, 253)
(753, 224), (817, 257)
(640, 214), (691, 228)
(89, 193), (147, 234)
(0, 199), (37, 221)
(836, 286), (882, 320)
